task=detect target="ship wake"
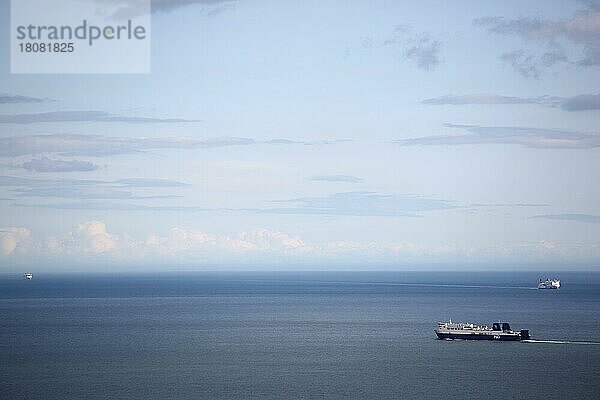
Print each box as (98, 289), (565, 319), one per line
(523, 339), (600, 345)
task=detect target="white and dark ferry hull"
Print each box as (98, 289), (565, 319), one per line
(435, 331), (526, 341)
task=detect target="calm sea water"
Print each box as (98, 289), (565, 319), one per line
(1, 271), (599, 399)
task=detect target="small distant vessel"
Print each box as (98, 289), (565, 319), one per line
(24, 273), (33, 280)
(434, 320), (530, 341)
(538, 278), (560, 289)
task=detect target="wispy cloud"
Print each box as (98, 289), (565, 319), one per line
(561, 94), (600, 111)
(13, 187), (138, 200)
(0, 111), (198, 124)
(263, 191), (457, 217)
(382, 26), (442, 71)
(396, 123), (600, 149)
(531, 213), (600, 223)
(0, 94), (53, 104)
(13, 202), (208, 211)
(471, 202), (549, 208)
(422, 93), (600, 111)
(13, 191), (546, 216)
(310, 175), (363, 183)
(0, 134), (348, 157)
(475, 2), (600, 75)
(0, 175), (188, 200)
(114, 178), (188, 187)
(152, 0), (236, 14)
(499, 50), (540, 78)
(498, 49), (569, 78)
(0, 134), (255, 157)
(96, 0), (237, 19)
(263, 138), (352, 146)
(423, 94), (561, 106)
(21, 157), (98, 173)
(347, 25), (442, 71)
(405, 36), (441, 70)
(382, 24), (410, 45)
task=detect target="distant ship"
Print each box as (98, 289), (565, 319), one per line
(435, 320), (530, 341)
(24, 273), (33, 280)
(538, 278), (560, 289)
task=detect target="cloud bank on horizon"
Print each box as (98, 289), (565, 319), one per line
(2, 220), (598, 269)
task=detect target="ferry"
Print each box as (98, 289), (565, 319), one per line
(434, 320), (530, 341)
(24, 273), (33, 280)
(538, 278), (560, 289)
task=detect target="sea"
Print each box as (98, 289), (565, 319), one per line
(1, 271), (599, 399)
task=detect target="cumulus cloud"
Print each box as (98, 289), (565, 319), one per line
(147, 227), (215, 253)
(422, 93), (600, 111)
(77, 221), (117, 253)
(396, 123), (600, 149)
(44, 221), (135, 256)
(0, 111), (198, 124)
(475, 3), (600, 74)
(152, 228), (312, 256)
(509, 240), (600, 261)
(21, 157), (98, 172)
(0, 94), (52, 104)
(13, 222), (459, 260)
(310, 175), (363, 183)
(319, 240), (470, 258)
(0, 228), (31, 255)
(223, 229), (309, 253)
(45, 223), (309, 258)
(145, 229), (472, 258)
(5, 221), (598, 265)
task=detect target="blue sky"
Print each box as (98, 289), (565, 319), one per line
(1, 0), (599, 271)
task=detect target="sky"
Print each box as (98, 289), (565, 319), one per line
(0, 0), (599, 272)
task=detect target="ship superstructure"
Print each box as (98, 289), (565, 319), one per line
(538, 278), (560, 289)
(434, 320), (529, 341)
